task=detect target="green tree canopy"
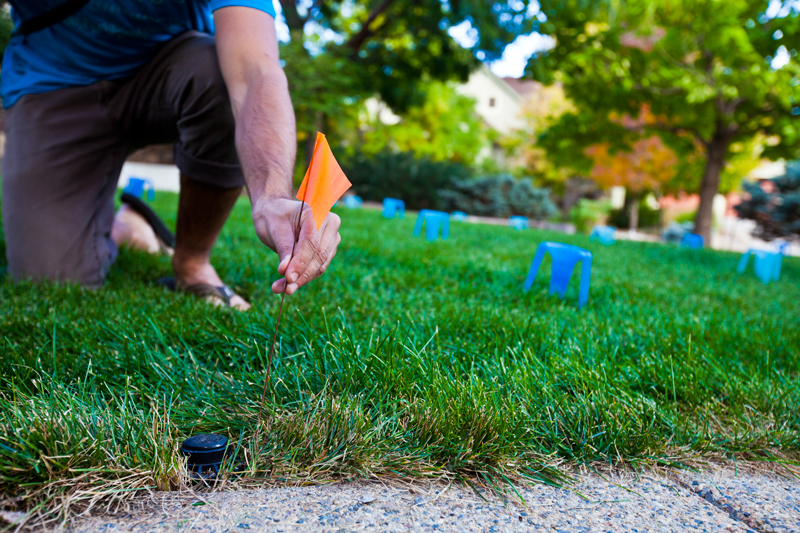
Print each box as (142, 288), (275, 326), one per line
(0, 0), (12, 65)
(356, 81), (487, 166)
(278, 0), (546, 167)
(280, 0), (542, 107)
(527, 0), (800, 241)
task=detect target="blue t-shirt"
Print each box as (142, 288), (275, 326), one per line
(1, 0), (276, 108)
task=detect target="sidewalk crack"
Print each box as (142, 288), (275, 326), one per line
(670, 476), (780, 533)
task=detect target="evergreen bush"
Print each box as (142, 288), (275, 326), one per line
(342, 150), (471, 211)
(439, 175), (558, 220)
(608, 197), (661, 229)
(735, 161), (800, 241)
(569, 198), (612, 233)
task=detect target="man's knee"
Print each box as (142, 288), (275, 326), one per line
(1, 91), (122, 287)
(3, 208), (118, 287)
(2, 180), (118, 286)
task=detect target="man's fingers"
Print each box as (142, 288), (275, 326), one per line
(283, 213), (341, 294)
(254, 198), (342, 295)
(283, 213), (319, 285)
(271, 230), (296, 276)
(317, 231), (341, 276)
(271, 276), (300, 295)
(271, 203), (309, 280)
(271, 276), (287, 294)
(277, 256), (291, 276)
(295, 220), (339, 285)
(284, 236), (325, 295)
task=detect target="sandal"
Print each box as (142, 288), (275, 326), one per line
(120, 192), (176, 250)
(158, 277), (238, 308)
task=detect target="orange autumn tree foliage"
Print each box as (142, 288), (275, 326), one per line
(584, 107), (679, 230)
(585, 137), (677, 230)
(585, 137), (678, 193)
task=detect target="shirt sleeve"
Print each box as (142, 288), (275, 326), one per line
(209, 0), (276, 19)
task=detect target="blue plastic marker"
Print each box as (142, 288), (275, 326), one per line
(123, 177), (155, 201)
(509, 216), (529, 230)
(590, 225), (616, 245)
(524, 242), (593, 308)
(737, 249), (782, 283)
(413, 210), (450, 241)
(342, 195), (363, 208)
(680, 233), (704, 249)
(382, 198), (405, 219)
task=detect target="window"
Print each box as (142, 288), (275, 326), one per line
(489, 97), (496, 107)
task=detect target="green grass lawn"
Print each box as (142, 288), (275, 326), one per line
(1, 193), (799, 517)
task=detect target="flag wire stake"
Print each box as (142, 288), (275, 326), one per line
(255, 148), (315, 457)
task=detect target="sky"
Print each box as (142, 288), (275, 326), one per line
(271, 0), (554, 79)
(447, 20), (554, 78)
(271, 0), (794, 78)
(486, 33), (555, 77)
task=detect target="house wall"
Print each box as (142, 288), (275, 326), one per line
(455, 66), (523, 135)
(660, 193), (729, 226)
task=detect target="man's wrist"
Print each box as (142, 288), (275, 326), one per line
(251, 193), (295, 215)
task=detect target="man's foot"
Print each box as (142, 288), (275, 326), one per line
(173, 256), (251, 311)
(111, 204), (162, 254)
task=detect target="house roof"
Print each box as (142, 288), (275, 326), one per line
(467, 64), (523, 103)
(501, 77), (543, 98)
(455, 65), (530, 134)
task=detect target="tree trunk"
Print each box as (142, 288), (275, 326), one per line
(560, 176), (599, 219)
(694, 135), (728, 243)
(628, 191), (640, 233)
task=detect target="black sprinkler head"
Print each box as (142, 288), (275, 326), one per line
(180, 433), (228, 478)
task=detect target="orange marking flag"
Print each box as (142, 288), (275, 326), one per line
(296, 132), (352, 230)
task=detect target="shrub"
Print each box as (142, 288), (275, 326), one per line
(673, 209), (721, 230)
(569, 198), (612, 233)
(674, 210), (696, 225)
(342, 150), (472, 211)
(439, 175), (558, 220)
(608, 198), (661, 229)
(662, 221), (694, 243)
(0, 10), (12, 58)
(735, 160), (800, 241)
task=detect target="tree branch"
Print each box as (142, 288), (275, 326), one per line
(631, 83), (683, 96)
(345, 0), (396, 51)
(280, 0), (307, 32)
(720, 96), (745, 116)
(651, 122), (710, 148)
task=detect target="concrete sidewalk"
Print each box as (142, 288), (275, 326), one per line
(58, 466), (799, 533)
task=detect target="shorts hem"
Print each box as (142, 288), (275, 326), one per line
(174, 144), (244, 189)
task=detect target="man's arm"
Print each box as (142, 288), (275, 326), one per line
(214, 6), (342, 295)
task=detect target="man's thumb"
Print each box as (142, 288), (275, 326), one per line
(277, 252), (292, 275)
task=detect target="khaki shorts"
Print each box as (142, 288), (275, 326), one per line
(2, 31), (244, 286)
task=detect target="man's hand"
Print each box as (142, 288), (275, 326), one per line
(215, 8), (343, 294)
(252, 198), (342, 295)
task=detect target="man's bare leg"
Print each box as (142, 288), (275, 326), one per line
(111, 175), (250, 310)
(111, 204), (162, 254)
(171, 175), (250, 310)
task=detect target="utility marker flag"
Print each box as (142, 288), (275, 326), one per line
(297, 132), (352, 230)
(257, 132), (350, 440)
